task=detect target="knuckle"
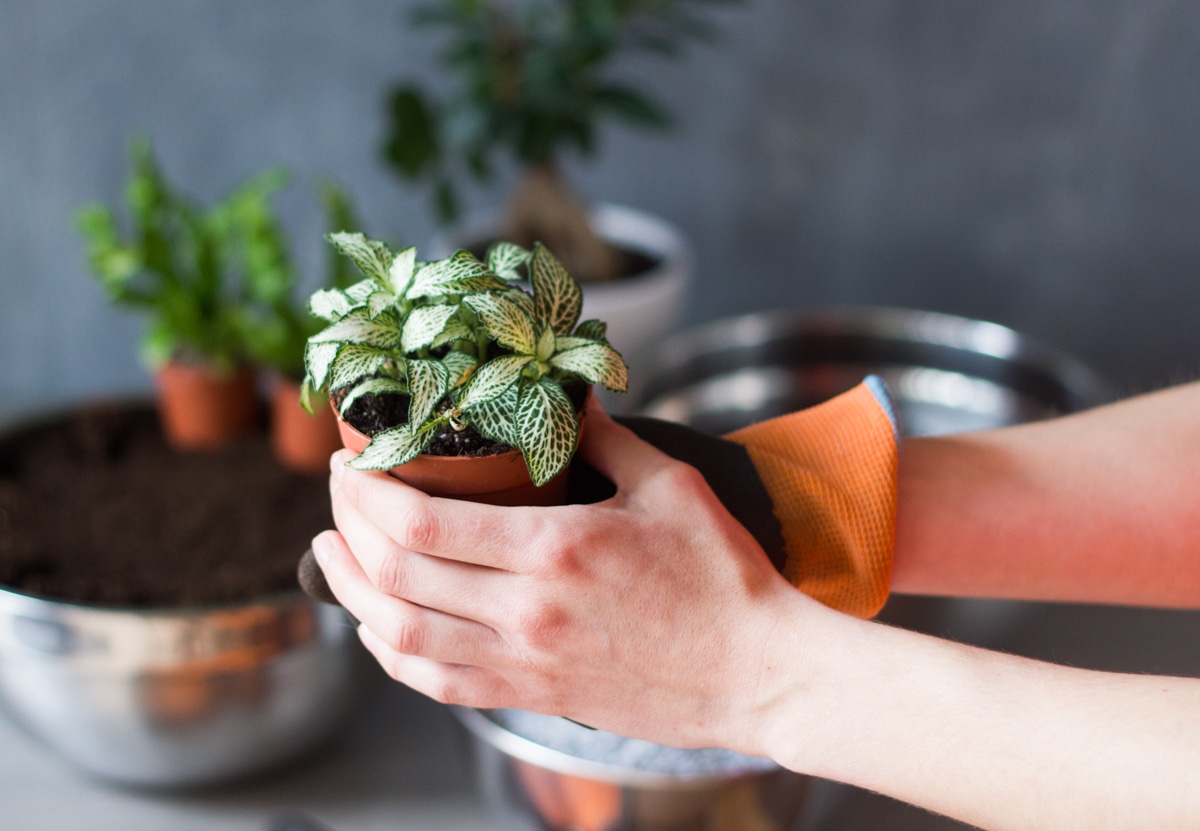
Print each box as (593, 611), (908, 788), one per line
(382, 609), (426, 656)
(515, 602), (568, 650)
(398, 500), (440, 552)
(663, 460), (707, 494)
(375, 550), (411, 597)
(428, 677), (467, 707)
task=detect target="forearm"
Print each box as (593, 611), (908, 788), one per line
(891, 382), (1200, 606)
(756, 600), (1200, 830)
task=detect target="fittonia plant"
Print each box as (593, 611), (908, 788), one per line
(302, 234), (628, 485)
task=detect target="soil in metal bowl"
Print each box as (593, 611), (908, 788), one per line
(0, 403), (333, 607)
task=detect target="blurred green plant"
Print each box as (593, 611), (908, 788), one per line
(382, 0), (739, 282)
(77, 138), (362, 380)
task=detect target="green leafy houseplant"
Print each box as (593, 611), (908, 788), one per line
(383, 0), (736, 283)
(302, 234), (629, 486)
(77, 137), (284, 374)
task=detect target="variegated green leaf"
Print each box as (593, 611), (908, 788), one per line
(327, 232), (393, 288)
(308, 307), (402, 350)
(535, 327), (556, 362)
(401, 304), (460, 353)
(405, 358), (451, 426)
(549, 342), (629, 392)
(441, 349), (478, 388)
(346, 278), (377, 304)
(339, 376), (408, 416)
(463, 384), (519, 448)
(573, 319), (608, 341)
(327, 343), (392, 392)
(486, 241), (531, 281)
(459, 355), (532, 410)
(349, 423), (430, 471)
(304, 341), (342, 391)
(308, 288), (354, 323)
(432, 318), (473, 348)
(553, 335), (598, 352)
(367, 290), (396, 320)
(389, 246), (417, 296)
(463, 291), (537, 354)
(407, 250), (507, 298)
(516, 379), (580, 486)
(531, 244), (583, 335)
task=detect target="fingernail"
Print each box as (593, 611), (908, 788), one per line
(311, 534), (332, 568)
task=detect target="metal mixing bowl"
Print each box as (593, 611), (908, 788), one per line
(0, 585), (370, 787)
(455, 707), (808, 831)
(635, 307), (1112, 436)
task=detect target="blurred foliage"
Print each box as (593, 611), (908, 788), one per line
(383, 0), (741, 223)
(77, 137), (361, 379)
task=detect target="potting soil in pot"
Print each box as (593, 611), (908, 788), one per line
(491, 709), (777, 776)
(0, 403), (333, 606)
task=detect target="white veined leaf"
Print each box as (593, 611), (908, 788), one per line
(486, 242), (531, 281)
(308, 288), (354, 323)
(432, 318), (473, 348)
(463, 384), (519, 447)
(516, 379), (580, 486)
(349, 423), (430, 471)
(549, 342), (629, 392)
(367, 290), (397, 320)
(405, 358), (451, 426)
(345, 278), (377, 304)
(389, 246), (417, 297)
(307, 307), (402, 350)
(462, 292), (537, 355)
(553, 335), (598, 352)
(441, 349), (478, 388)
(327, 232), (393, 287)
(502, 287), (536, 317)
(407, 250), (507, 298)
(573, 319), (607, 342)
(338, 375), (408, 416)
(535, 327), (556, 362)
(327, 343), (392, 392)
(401, 304), (461, 353)
(458, 355), (532, 410)
(531, 243), (583, 335)
(304, 341), (342, 391)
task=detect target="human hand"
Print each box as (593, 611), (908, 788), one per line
(311, 404), (821, 755)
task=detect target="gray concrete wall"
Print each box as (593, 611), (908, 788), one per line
(3, 0), (1199, 421)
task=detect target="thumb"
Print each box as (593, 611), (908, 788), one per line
(578, 398), (672, 490)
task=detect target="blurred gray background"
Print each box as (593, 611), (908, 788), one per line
(3, 0), (1199, 420)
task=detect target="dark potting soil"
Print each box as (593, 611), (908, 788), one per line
(0, 403), (333, 607)
(466, 239), (660, 284)
(334, 378), (588, 459)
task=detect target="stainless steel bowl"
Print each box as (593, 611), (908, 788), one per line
(636, 307), (1112, 436)
(636, 307), (1113, 650)
(0, 585), (370, 787)
(455, 707), (808, 831)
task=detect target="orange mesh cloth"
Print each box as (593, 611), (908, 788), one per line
(725, 380), (899, 618)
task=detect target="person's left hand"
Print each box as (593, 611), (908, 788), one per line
(310, 406), (821, 755)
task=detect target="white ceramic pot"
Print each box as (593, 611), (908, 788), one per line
(431, 203), (695, 412)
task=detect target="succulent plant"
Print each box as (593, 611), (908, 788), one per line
(302, 234), (628, 485)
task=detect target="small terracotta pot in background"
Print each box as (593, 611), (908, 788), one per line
(335, 411), (572, 507)
(271, 379), (343, 475)
(155, 361), (261, 450)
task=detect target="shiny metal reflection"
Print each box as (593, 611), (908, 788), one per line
(0, 587), (371, 787)
(455, 707), (808, 831)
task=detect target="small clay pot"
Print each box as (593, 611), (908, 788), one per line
(334, 411), (572, 507)
(270, 378), (343, 475)
(155, 361), (261, 450)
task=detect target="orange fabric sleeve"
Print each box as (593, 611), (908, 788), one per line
(724, 379), (899, 618)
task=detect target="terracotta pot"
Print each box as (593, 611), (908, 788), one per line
(335, 411), (571, 507)
(154, 361), (261, 450)
(270, 378), (343, 474)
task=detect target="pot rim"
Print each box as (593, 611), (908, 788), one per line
(452, 707), (782, 790)
(430, 201), (694, 290)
